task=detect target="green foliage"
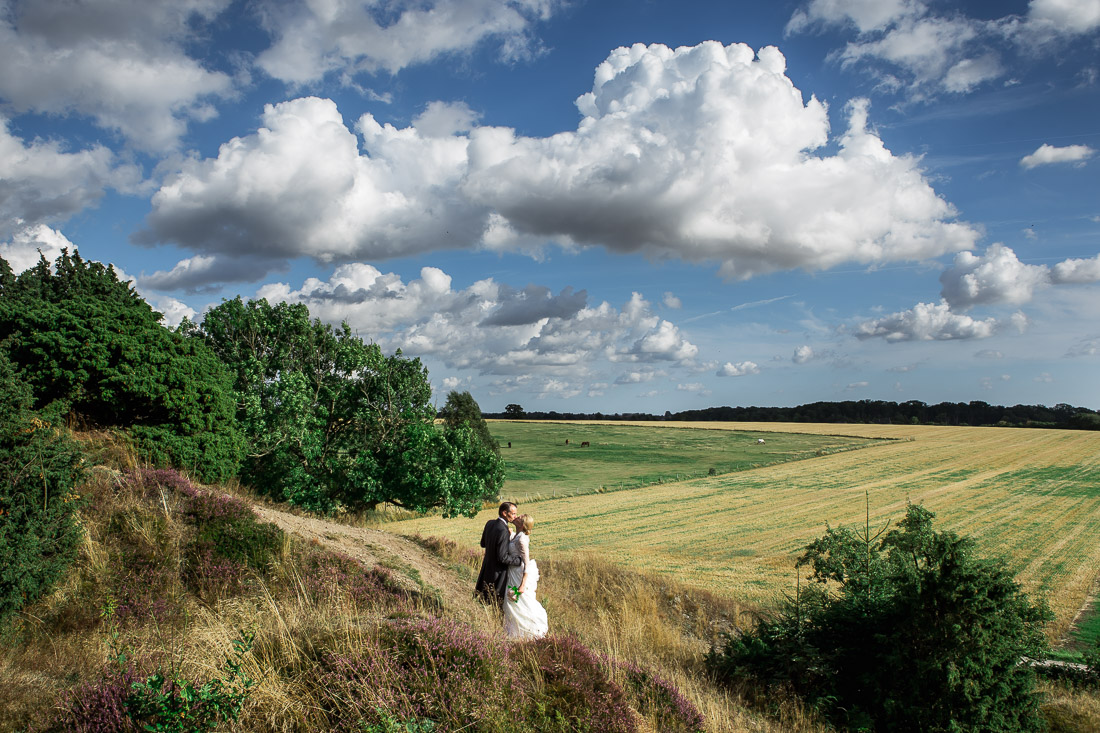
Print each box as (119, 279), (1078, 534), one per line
(359, 710), (436, 732)
(440, 390), (499, 452)
(707, 503), (1051, 732)
(121, 632), (255, 733)
(504, 403), (525, 418)
(200, 297), (501, 515)
(0, 352), (85, 625)
(0, 251), (242, 482)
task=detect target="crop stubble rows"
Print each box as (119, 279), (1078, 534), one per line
(396, 422), (1100, 640)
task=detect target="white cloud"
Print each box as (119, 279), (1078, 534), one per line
(0, 0), (233, 150)
(0, 118), (142, 238)
(676, 382), (712, 396)
(854, 300), (999, 341)
(845, 380), (870, 391)
(1026, 0), (1100, 35)
(0, 223), (74, 272)
(939, 244), (1050, 309)
(615, 371), (656, 385)
(663, 291), (682, 309)
(976, 349), (1004, 359)
(1034, 371), (1054, 383)
(786, 0), (923, 34)
(938, 244), (1100, 310)
(1020, 143), (1095, 168)
(1052, 255), (1100, 283)
(255, 267), (698, 379)
(142, 43), (977, 283)
(793, 344), (815, 363)
(717, 360), (760, 377)
(789, 0), (1100, 99)
(255, 0), (556, 84)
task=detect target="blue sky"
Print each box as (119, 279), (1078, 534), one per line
(2, 0), (1098, 413)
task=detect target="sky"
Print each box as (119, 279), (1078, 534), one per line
(1, 0), (1098, 413)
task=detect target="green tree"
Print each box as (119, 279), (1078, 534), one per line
(200, 297), (501, 516)
(0, 251), (241, 482)
(707, 503), (1050, 732)
(504, 403), (525, 418)
(440, 391), (499, 452)
(0, 352), (85, 625)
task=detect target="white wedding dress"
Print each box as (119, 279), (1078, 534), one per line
(503, 532), (549, 640)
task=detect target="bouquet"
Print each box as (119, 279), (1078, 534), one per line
(508, 585), (522, 603)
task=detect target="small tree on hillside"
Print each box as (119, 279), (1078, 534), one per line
(504, 403), (525, 418)
(707, 502), (1050, 732)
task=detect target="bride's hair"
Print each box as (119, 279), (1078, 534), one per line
(517, 515), (534, 535)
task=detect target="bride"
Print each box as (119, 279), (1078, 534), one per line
(503, 514), (548, 639)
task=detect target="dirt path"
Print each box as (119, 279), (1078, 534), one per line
(250, 504), (485, 623)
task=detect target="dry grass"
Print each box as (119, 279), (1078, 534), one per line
(397, 421), (1100, 642)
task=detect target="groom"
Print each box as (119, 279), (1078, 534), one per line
(475, 502), (524, 606)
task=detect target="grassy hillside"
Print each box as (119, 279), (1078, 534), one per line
(397, 421), (1100, 643)
(0, 434), (821, 733)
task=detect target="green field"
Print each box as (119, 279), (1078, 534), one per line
(489, 420), (881, 501)
(399, 421), (1100, 642)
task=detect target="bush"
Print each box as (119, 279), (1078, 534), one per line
(707, 503), (1051, 732)
(0, 251), (242, 483)
(0, 352), (85, 626)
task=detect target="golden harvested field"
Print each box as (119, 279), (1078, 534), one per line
(394, 421), (1100, 640)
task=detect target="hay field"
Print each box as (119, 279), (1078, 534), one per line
(395, 421), (1100, 640)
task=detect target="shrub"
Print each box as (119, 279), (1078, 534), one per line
(297, 548), (406, 607)
(0, 352), (85, 626)
(0, 251), (242, 483)
(707, 502), (1051, 732)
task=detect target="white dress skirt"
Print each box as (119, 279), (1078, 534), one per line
(502, 533), (549, 640)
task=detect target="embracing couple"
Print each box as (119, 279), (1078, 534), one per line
(475, 502), (549, 640)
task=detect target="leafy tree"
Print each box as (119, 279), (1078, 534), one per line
(0, 352), (85, 625)
(504, 403), (525, 418)
(0, 251), (242, 482)
(200, 297), (502, 516)
(707, 503), (1050, 732)
(440, 391), (499, 453)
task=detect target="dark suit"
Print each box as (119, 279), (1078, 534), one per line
(475, 517), (523, 604)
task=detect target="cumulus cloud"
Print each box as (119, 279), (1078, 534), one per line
(854, 300), (1000, 341)
(677, 382), (711, 395)
(1066, 336), (1100, 357)
(717, 360), (760, 376)
(0, 223), (74, 272)
(255, 0), (556, 84)
(1026, 0), (1100, 36)
(1020, 143), (1095, 168)
(939, 244), (1100, 309)
(1, 118), (142, 238)
(614, 371), (657, 385)
(786, 0), (922, 34)
(663, 292), (682, 309)
(0, 0), (233, 150)
(939, 244), (1050, 309)
(141, 42), (977, 285)
(793, 345), (815, 363)
(975, 349), (1004, 359)
(256, 267), (698, 380)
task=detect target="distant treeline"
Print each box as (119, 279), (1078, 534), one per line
(484, 400), (1100, 430)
